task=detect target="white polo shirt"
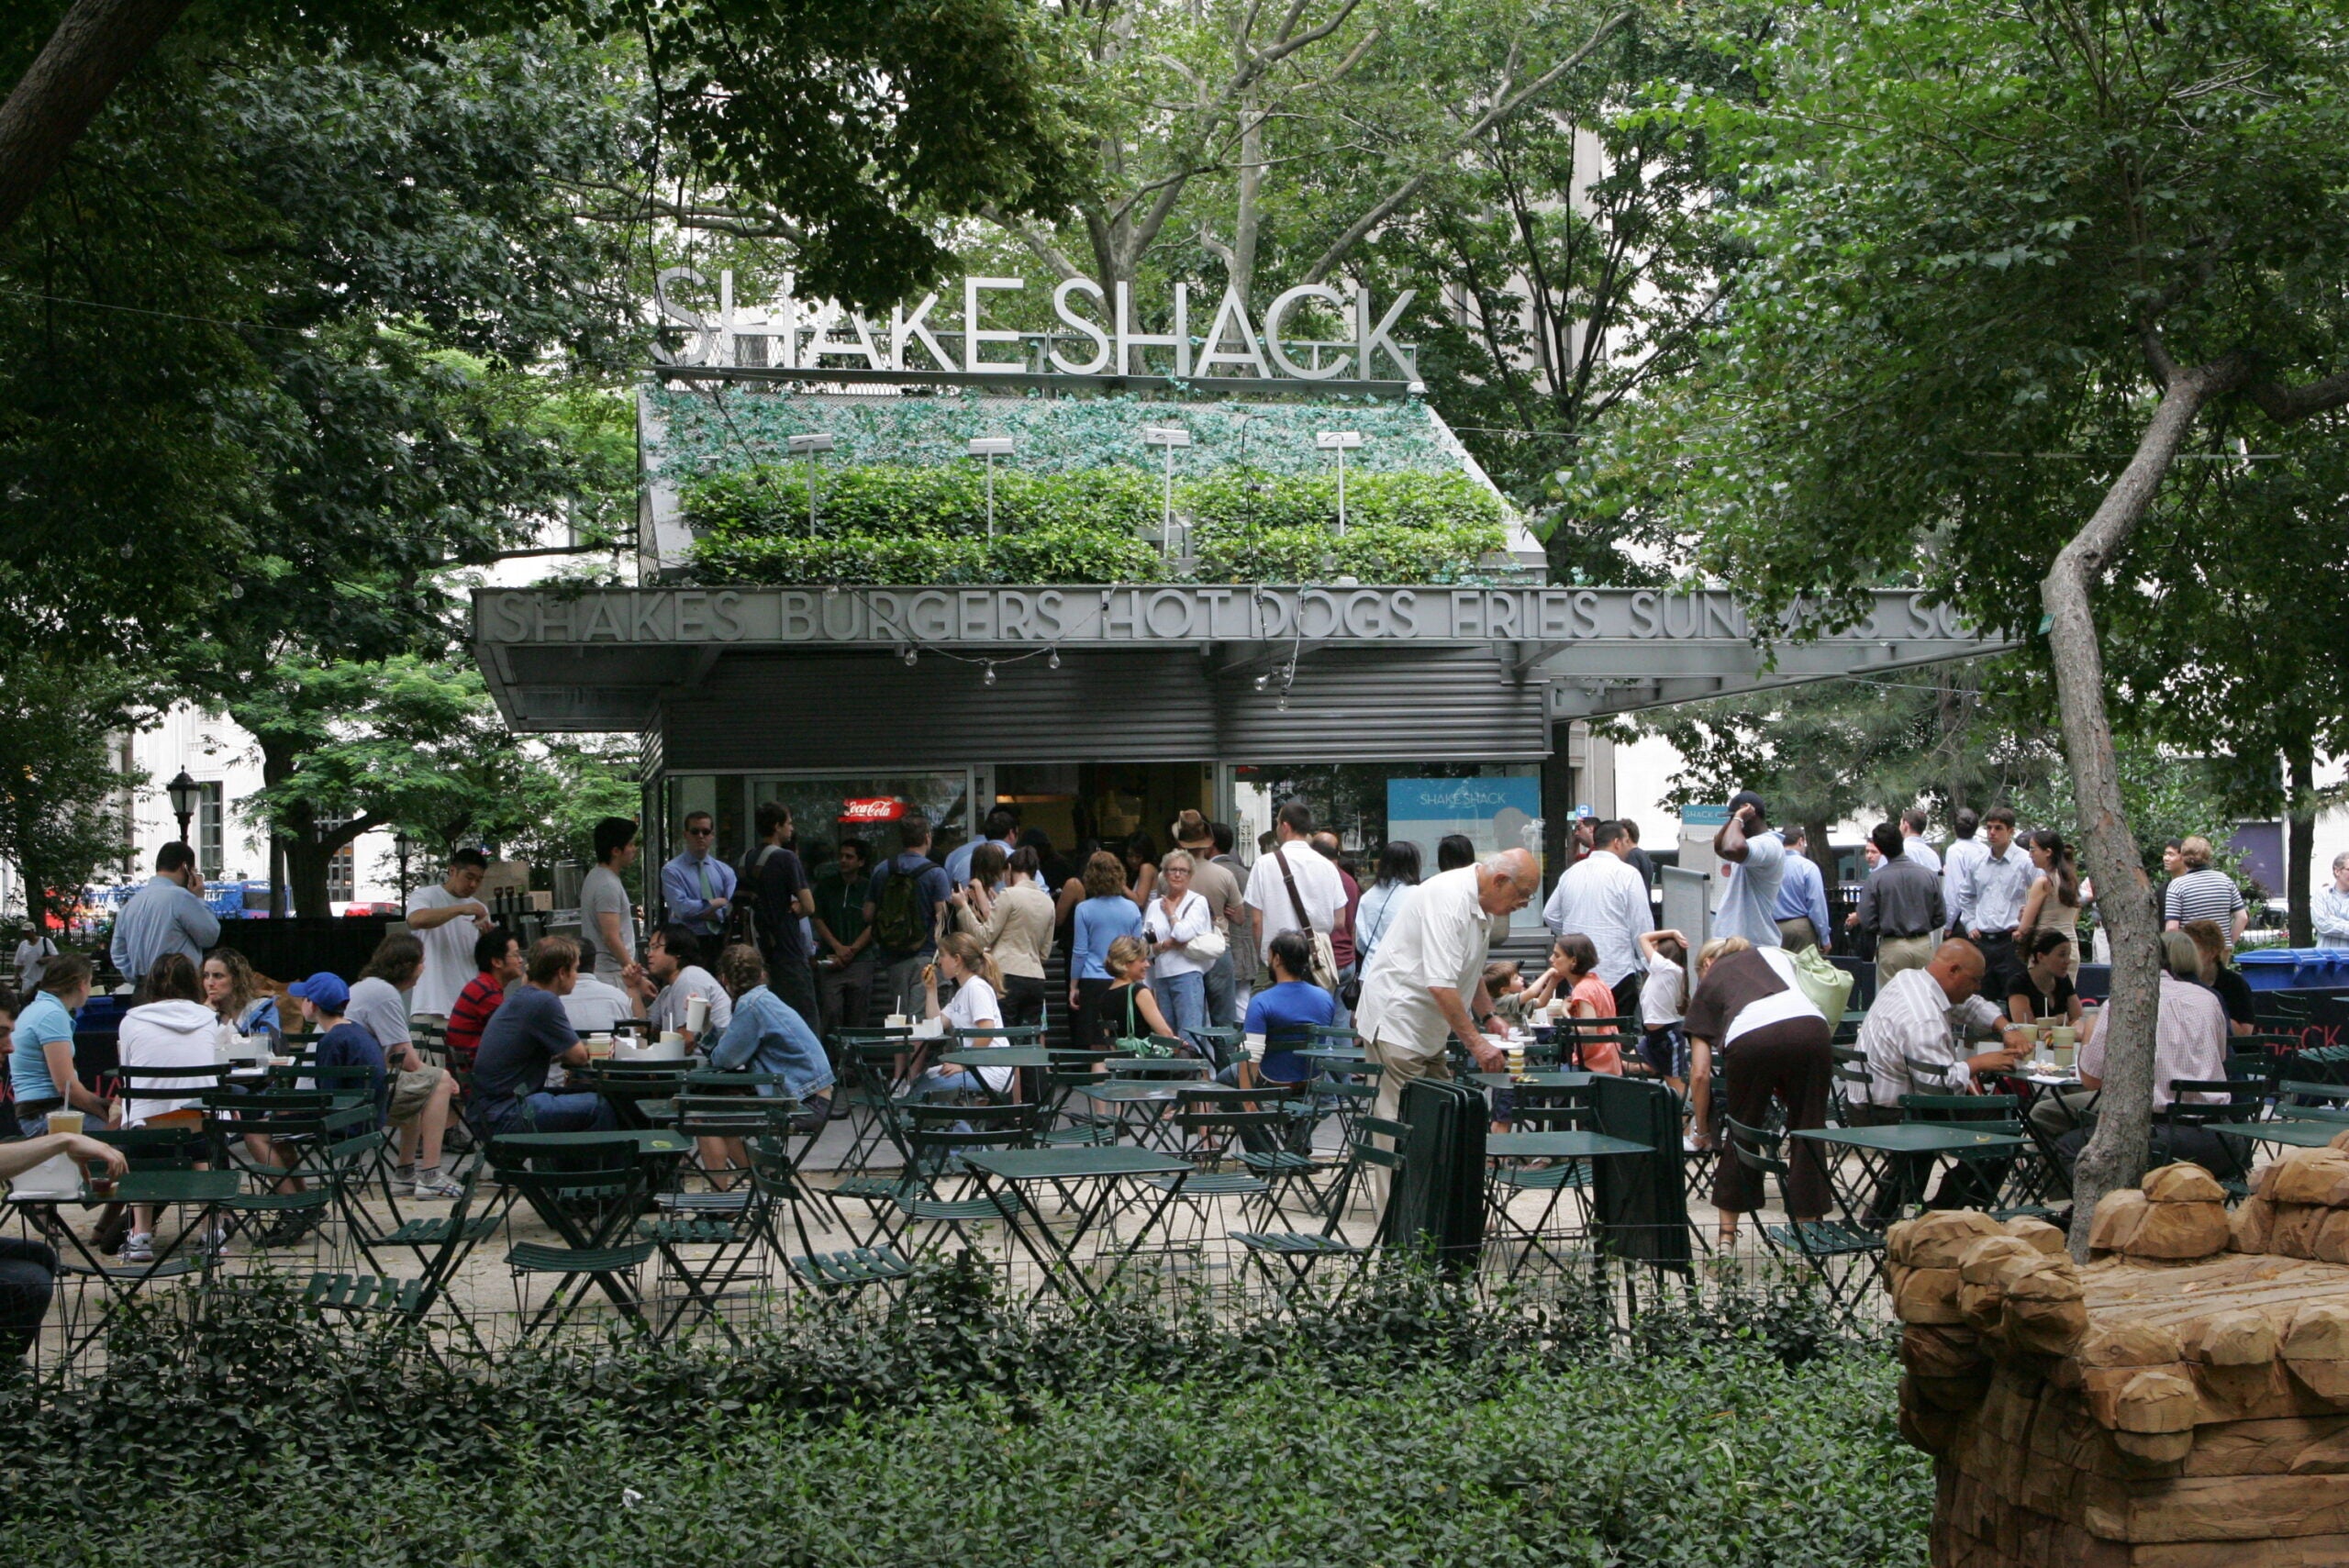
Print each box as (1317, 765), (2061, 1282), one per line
(1355, 866), (1491, 1062)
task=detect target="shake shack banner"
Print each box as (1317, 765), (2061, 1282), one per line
(476, 585), (1981, 650)
(651, 269), (1421, 383)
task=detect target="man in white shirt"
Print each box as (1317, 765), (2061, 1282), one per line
(2317, 852), (2349, 951)
(628, 923), (734, 1049)
(1242, 801), (1346, 986)
(1941, 809), (1988, 936)
(1899, 807), (1943, 874)
(1853, 940), (2027, 1108)
(14, 931), (55, 991)
(943, 806), (1019, 890)
(1850, 939), (2028, 1218)
(1710, 791), (1786, 948)
(1542, 819), (1653, 1016)
(404, 849), (493, 1018)
(562, 970), (647, 1034)
(1948, 806), (2036, 990)
(1356, 851), (1540, 1195)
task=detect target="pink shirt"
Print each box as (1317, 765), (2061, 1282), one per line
(1570, 973), (1623, 1074)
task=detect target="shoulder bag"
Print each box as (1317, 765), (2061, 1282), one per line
(1275, 847), (1342, 994)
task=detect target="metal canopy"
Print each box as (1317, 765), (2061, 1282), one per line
(473, 584), (2014, 736)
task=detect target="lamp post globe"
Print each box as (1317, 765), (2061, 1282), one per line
(165, 769), (199, 846)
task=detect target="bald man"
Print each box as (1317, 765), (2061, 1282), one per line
(1848, 938), (2032, 1218)
(1356, 849), (1539, 1123)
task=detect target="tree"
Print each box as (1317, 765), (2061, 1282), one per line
(1587, 0), (2349, 1253)
(0, 652), (138, 931)
(0, 0), (1082, 304)
(1625, 659), (2058, 881)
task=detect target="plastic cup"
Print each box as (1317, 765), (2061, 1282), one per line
(84, 1160), (117, 1199)
(47, 1110), (83, 1136)
(685, 995), (709, 1034)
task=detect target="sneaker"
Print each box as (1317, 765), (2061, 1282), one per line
(120, 1232), (155, 1264)
(410, 1171), (464, 1201)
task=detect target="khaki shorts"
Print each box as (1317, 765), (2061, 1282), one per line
(387, 1063), (447, 1125)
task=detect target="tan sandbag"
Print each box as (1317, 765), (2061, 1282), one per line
(2121, 1199), (2232, 1261)
(2089, 1188), (2150, 1252)
(2114, 1368), (2199, 1433)
(1901, 1323), (1988, 1379)
(1884, 1217), (1919, 1268)
(2332, 1129), (2349, 1154)
(2110, 1428), (2195, 1464)
(2079, 1319), (2186, 1368)
(2004, 1216), (2067, 1255)
(2232, 1194), (2277, 1254)
(1898, 1396), (1959, 1457)
(1901, 1208), (2008, 1270)
(1893, 1265), (1965, 1325)
(1909, 1370), (1993, 1412)
(2143, 1161), (2227, 1205)
(2254, 1160), (2284, 1199)
(2189, 1308), (2279, 1367)
(2286, 1302), (2349, 1361)
(2269, 1151), (2349, 1207)
(1957, 1232), (2040, 1284)
(2314, 1208), (2349, 1266)
(2273, 1203), (2325, 1260)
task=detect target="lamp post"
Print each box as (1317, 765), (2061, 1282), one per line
(165, 769), (198, 846)
(394, 829), (414, 906)
(966, 436), (1015, 538)
(1316, 430), (1363, 535)
(786, 433), (836, 538)
(1141, 426), (1192, 560)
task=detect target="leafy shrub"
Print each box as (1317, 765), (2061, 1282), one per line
(2, 1263), (1927, 1568)
(684, 462), (1509, 584)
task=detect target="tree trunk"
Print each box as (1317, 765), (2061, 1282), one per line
(0, 0), (189, 235)
(282, 819), (335, 919)
(2052, 350), (2248, 1261)
(2288, 740), (2315, 948)
(268, 832), (286, 920)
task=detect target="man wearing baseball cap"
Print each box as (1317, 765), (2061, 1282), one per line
(1712, 790), (1787, 949)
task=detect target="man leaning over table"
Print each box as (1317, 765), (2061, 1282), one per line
(1849, 939), (2029, 1221)
(1354, 849), (1540, 1199)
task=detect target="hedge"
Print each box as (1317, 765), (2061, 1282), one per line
(684, 463), (1511, 585)
(4, 1263), (1929, 1568)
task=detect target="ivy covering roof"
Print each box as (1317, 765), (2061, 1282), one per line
(644, 385), (1503, 489)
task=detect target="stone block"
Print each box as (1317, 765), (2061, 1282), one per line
(2269, 1152), (2349, 1207)
(1895, 1264), (1965, 1325)
(1902, 1207), (2009, 1269)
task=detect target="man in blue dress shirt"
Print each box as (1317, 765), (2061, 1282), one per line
(660, 810), (737, 965)
(1774, 822), (1833, 953)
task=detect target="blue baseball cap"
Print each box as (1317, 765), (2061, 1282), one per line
(288, 972), (350, 1012)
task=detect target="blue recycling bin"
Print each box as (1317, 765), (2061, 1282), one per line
(2238, 949), (2349, 990)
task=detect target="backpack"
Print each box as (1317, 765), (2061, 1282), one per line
(872, 861), (930, 952)
(733, 845), (782, 955)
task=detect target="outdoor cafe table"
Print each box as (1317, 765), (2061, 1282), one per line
(940, 1046), (1055, 1106)
(1792, 1123), (2028, 1228)
(955, 1146), (1192, 1305)
(2213, 1118), (2349, 1151)
(566, 1065), (691, 1129)
(1483, 1129), (1652, 1277)
(1069, 1079), (1190, 1149)
(8, 1168), (240, 1359)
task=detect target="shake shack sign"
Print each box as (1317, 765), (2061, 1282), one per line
(478, 586), (1978, 649)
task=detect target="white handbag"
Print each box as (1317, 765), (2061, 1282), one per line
(1184, 924), (1230, 964)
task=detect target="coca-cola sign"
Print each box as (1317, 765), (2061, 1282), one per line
(839, 797), (907, 823)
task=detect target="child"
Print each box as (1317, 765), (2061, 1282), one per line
(1636, 929), (1691, 1091)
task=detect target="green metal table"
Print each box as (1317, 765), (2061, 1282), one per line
(1794, 1123), (2026, 1228)
(1483, 1129), (1652, 1280)
(959, 1146), (1193, 1305)
(8, 1168), (241, 1362)
(2213, 1118), (2348, 1151)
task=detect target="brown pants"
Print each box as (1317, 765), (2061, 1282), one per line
(1364, 1036), (1450, 1213)
(1711, 1015), (1835, 1218)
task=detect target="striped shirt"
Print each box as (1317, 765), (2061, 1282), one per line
(2163, 868), (2243, 929)
(1853, 966), (2009, 1106)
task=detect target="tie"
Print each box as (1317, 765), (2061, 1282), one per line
(696, 859), (713, 910)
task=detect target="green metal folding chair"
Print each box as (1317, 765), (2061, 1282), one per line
(1725, 1115), (1884, 1326)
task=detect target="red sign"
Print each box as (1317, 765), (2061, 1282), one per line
(839, 797), (908, 823)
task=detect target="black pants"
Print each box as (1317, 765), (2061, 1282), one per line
(1076, 976), (1114, 1049)
(1712, 1017), (1835, 1217)
(1610, 969), (1643, 1021)
(767, 950), (821, 1029)
(0, 1235), (58, 1359)
(1002, 973), (1046, 1030)
(1973, 931), (2020, 996)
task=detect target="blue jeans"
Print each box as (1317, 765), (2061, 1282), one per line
(490, 1091), (618, 1136)
(1202, 950), (1238, 1029)
(1152, 970), (1208, 1051)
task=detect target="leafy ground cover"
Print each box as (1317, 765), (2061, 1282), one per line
(6, 1262), (1929, 1568)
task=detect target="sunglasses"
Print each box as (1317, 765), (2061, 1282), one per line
(685, 826), (714, 836)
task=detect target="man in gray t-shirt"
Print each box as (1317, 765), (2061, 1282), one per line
(579, 817), (641, 984)
(345, 974), (415, 1051)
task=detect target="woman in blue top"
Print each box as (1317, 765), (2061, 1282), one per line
(1068, 850), (1142, 1048)
(201, 948), (281, 1050)
(703, 943), (836, 1176)
(1235, 929), (1337, 1089)
(1353, 840), (1421, 970)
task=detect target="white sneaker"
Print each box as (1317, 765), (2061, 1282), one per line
(120, 1231), (155, 1264)
(410, 1171), (464, 1201)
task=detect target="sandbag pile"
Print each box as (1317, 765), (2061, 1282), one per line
(1887, 1146), (2349, 1566)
